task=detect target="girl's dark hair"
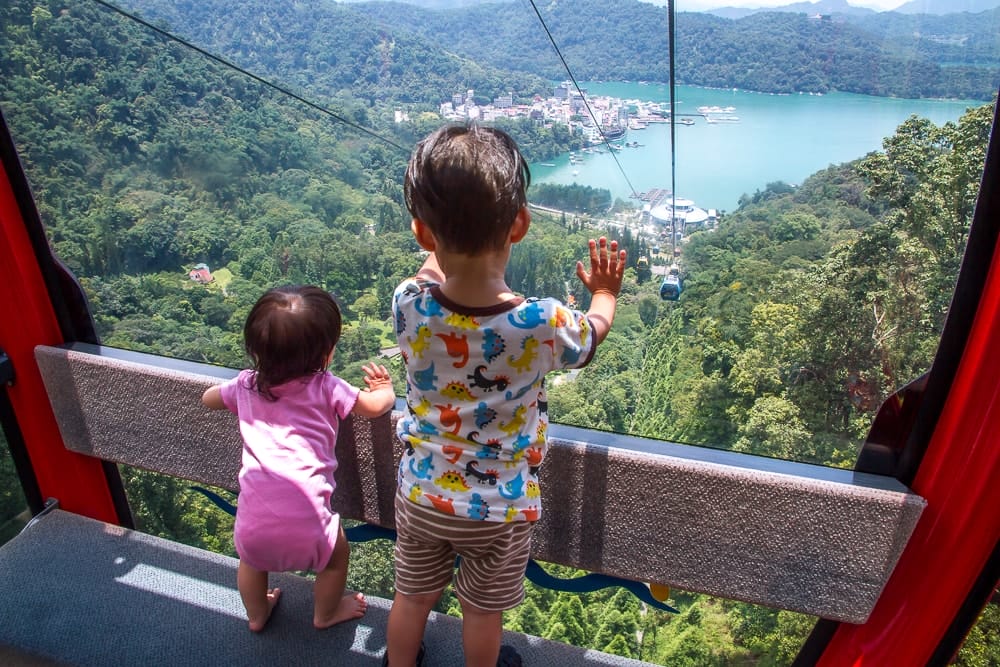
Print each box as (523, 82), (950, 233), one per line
(243, 285), (342, 399)
(404, 123), (531, 255)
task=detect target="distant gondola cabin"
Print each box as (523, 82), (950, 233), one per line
(660, 274), (682, 301)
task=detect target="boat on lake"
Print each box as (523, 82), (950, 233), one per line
(602, 125), (627, 141)
(697, 105), (736, 114)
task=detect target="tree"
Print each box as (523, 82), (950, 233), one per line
(544, 597), (589, 647)
(732, 395), (812, 459)
(508, 598), (546, 636)
(353, 293), (381, 322)
(345, 531), (396, 600)
(120, 466), (235, 555)
(602, 635), (634, 659)
(661, 624), (720, 667)
(638, 295), (660, 328)
(592, 607), (639, 657)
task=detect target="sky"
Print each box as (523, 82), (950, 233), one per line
(656, 0), (904, 10)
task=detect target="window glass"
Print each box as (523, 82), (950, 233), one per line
(1, 1), (995, 470)
(954, 596), (1000, 666)
(0, 431), (30, 547)
(118, 466), (235, 554)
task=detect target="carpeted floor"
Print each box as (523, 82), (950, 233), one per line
(0, 510), (656, 666)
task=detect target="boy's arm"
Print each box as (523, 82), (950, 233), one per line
(575, 237), (627, 346)
(352, 362), (396, 418)
(202, 385), (225, 410)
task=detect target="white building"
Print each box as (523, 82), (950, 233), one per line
(648, 197), (712, 232)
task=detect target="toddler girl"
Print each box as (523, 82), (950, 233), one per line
(203, 285), (395, 632)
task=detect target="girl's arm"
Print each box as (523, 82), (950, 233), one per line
(202, 385), (225, 410)
(352, 362), (396, 418)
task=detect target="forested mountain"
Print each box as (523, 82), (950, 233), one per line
(707, 0), (877, 19)
(337, 0), (515, 7)
(114, 0), (999, 100)
(671, 10), (996, 97)
(705, 0), (1000, 18)
(341, 0), (1000, 15)
(342, 0), (999, 98)
(113, 0), (551, 107)
(894, 0), (1000, 13)
(843, 9), (1000, 68)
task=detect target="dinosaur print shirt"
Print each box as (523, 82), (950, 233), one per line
(393, 278), (597, 523)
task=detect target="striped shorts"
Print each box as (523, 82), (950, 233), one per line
(393, 491), (535, 612)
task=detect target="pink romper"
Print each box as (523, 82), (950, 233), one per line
(220, 370), (359, 572)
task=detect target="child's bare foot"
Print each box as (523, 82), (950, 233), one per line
(248, 587), (282, 632)
(314, 591), (367, 629)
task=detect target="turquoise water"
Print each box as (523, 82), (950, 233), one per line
(531, 82), (983, 212)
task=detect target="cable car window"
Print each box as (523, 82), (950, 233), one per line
(0, 432), (30, 547)
(2, 0), (998, 664)
(953, 596), (1000, 666)
(1, 0), (994, 469)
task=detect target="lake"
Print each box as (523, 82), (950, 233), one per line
(530, 82), (984, 212)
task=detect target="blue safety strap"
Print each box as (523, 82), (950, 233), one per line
(190, 486), (677, 613)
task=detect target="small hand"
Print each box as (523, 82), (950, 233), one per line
(575, 237), (626, 296)
(361, 363), (392, 391)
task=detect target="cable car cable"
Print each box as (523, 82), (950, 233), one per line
(523, 0), (640, 199)
(668, 0), (678, 259)
(657, 1), (682, 302)
(85, 0), (408, 152)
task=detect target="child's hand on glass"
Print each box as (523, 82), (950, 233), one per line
(576, 236), (626, 297)
(361, 362), (393, 392)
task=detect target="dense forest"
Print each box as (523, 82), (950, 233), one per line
(1, 0), (998, 664)
(113, 0), (555, 107)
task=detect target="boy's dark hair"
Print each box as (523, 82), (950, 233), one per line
(404, 123), (531, 255)
(243, 285), (342, 399)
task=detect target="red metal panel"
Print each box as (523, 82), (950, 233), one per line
(0, 158), (118, 522)
(819, 232), (1000, 664)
